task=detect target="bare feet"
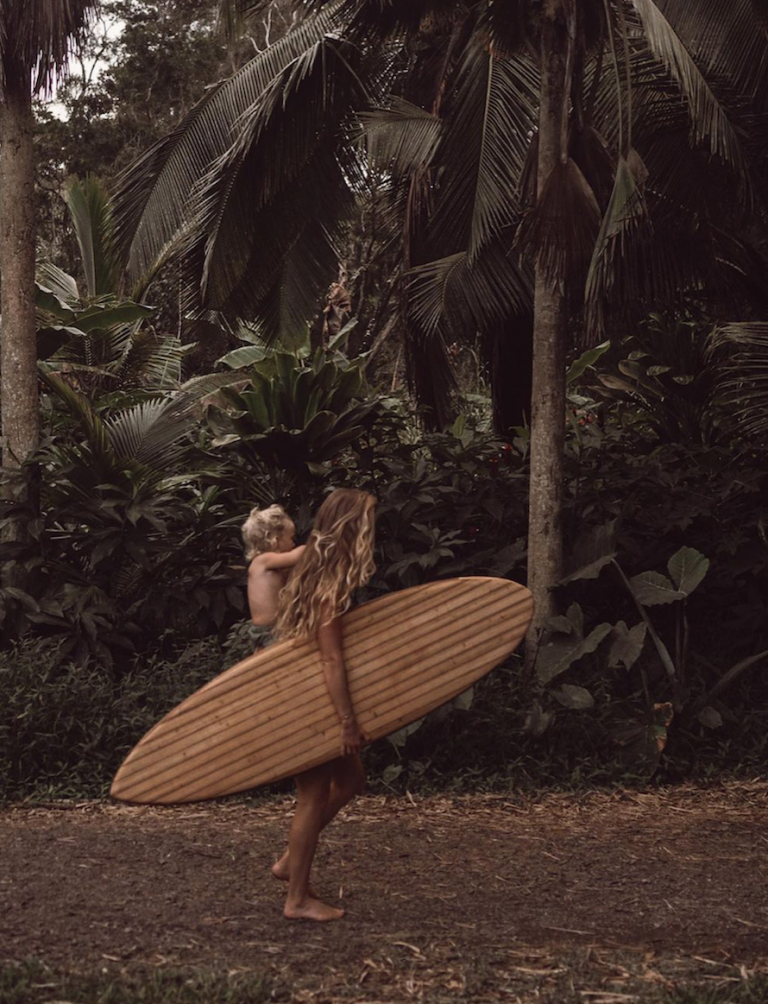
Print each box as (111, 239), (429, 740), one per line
(284, 896), (344, 922)
(271, 857), (291, 883)
(271, 860), (319, 899)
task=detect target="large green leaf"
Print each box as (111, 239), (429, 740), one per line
(560, 521), (617, 585)
(628, 570), (685, 606)
(536, 622), (613, 685)
(553, 684), (595, 710)
(218, 344), (270, 369)
(73, 302), (155, 333)
(566, 341), (611, 384)
(65, 176), (121, 297)
(35, 282), (76, 321)
(608, 621), (647, 670)
(667, 546), (709, 596)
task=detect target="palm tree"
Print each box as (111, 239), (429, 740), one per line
(110, 0), (768, 652)
(0, 1), (98, 528)
(37, 176), (188, 398)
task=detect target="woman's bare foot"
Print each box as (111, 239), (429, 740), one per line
(271, 859), (319, 898)
(271, 855), (290, 882)
(284, 896), (344, 922)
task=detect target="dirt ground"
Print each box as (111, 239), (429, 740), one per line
(3, 781), (768, 1002)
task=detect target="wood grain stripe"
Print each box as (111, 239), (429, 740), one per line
(148, 579), (484, 725)
(124, 610), (526, 802)
(137, 620), (520, 802)
(119, 583), (527, 771)
(117, 603), (530, 802)
(115, 590), (527, 784)
(111, 578), (532, 803)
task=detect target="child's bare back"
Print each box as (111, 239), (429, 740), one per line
(247, 546), (305, 625)
(241, 505), (305, 627)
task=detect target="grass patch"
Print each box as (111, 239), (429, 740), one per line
(663, 978), (768, 1002)
(3, 960), (768, 1004)
(0, 962), (272, 1004)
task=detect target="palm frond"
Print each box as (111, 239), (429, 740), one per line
(358, 98), (443, 176)
(408, 235), (532, 337)
(0, 0), (96, 93)
(179, 35), (371, 339)
(429, 40), (539, 258)
(37, 262), (79, 303)
(39, 370), (112, 459)
(585, 154), (650, 335)
(105, 399), (193, 468)
(569, 123), (616, 210)
(114, 329), (188, 390)
(216, 0), (263, 37)
(710, 322), (768, 437)
(401, 313), (457, 431)
(652, 0), (768, 106)
(628, 0), (752, 190)
(110, 4), (348, 281)
(516, 158), (601, 282)
(302, 0), (471, 49)
(65, 175), (120, 298)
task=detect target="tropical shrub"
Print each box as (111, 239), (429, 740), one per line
(0, 636), (227, 800)
(359, 415), (528, 592)
(206, 349), (388, 483)
(36, 176), (187, 399)
(0, 377), (246, 665)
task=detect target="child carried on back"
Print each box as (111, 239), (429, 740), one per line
(241, 504), (305, 635)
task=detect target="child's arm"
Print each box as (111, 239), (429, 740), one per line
(257, 545), (306, 571)
(317, 615), (368, 756)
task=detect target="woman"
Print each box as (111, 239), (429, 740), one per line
(271, 488), (376, 921)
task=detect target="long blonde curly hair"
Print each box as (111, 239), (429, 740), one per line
(273, 489), (376, 641)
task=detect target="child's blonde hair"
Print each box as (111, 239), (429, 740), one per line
(273, 489), (376, 641)
(241, 504), (292, 561)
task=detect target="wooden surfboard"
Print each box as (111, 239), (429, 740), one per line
(111, 576), (532, 804)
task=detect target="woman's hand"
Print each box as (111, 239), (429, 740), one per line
(340, 716), (368, 756)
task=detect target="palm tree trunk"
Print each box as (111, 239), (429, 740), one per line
(525, 12), (570, 665)
(1, 69), (39, 536)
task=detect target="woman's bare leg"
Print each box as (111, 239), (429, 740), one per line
(283, 762), (344, 921)
(273, 755), (364, 885)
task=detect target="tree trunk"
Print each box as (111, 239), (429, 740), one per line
(525, 12), (570, 666)
(1, 69), (39, 538)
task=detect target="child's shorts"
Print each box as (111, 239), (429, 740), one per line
(250, 623), (274, 652)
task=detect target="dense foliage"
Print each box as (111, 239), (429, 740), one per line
(2, 2), (768, 800)
(2, 330), (768, 798)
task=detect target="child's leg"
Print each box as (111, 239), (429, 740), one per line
(284, 762), (343, 921)
(273, 755), (364, 882)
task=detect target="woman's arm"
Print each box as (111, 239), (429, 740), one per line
(317, 615), (368, 755)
